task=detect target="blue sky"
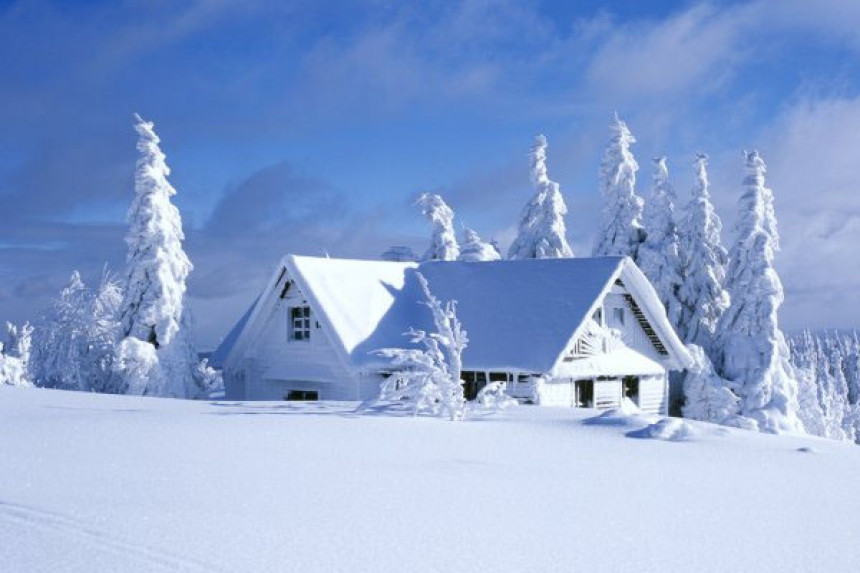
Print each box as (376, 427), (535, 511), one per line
(2, 0), (860, 348)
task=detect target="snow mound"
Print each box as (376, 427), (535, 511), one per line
(628, 417), (698, 442)
(583, 398), (654, 427)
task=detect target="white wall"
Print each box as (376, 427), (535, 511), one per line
(227, 274), (358, 401)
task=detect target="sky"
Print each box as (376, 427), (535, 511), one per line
(1, 0), (860, 349)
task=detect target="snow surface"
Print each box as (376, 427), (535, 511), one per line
(3, 388), (860, 572)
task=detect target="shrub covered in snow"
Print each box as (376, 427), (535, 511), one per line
(114, 337), (163, 396)
(376, 272), (469, 420)
(0, 322), (33, 387)
(508, 135), (573, 260)
(458, 227), (501, 262)
(31, 271), (123, 393)
(475, 381), (517, 412)
(682, 344), (739, 425)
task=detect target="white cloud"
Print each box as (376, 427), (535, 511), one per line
(758, 96), (860, 330)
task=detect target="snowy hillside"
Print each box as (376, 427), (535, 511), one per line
(3, 388), (860, 572)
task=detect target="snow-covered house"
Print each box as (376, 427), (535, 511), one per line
(212, 255), (691, 414)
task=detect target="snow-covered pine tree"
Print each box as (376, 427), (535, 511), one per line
(677, 153), (730, 359)
(116, 114), (200, 398)
(790, 330), (828, 438)
(376, 272), (468, 420)
(88, 272), (124, 393)
(715, 151), (803, 434)
(637, 156), (684, 330)
(458, 227), (501, 262)
(416, 193), (459, 261)
(30, 271), (90, 390)
(0, 322), (33, 387)
(812, 335), (847, 440)
(825, 333), (854, 441)
(592, 114), (645, 260)
(846, 331), (860, 406)
(507, 135), (573, 259)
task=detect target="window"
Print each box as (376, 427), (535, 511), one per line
(290, 306), (311, 341)
(592, 307), (603, 326)
(461, 371), (489, 401)
(285, 390), (318, 401)
(489, 372), (509, 383)
(613, 307), (625, 326)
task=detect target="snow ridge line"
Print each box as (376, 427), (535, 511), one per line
(0, 500), (225, 572)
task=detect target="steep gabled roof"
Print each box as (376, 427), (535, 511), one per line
(216, 255), (691, 375)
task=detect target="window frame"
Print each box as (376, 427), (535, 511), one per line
(612, 306), (625, 326)
(289, 305), (312, 341)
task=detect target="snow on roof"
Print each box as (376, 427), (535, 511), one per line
(287, 255), (629, 373)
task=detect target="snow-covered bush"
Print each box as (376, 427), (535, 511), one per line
(682, 344), (739, 424)
(677, 153), (730, 359)
(637, 156), (684, 330)
(416, 193), (459, 261)
(33, 271), (124, 393)
(376, 272), (468, 420)
(526, 375), (547, 405)
(31, 272), (91, 390)
(508, 134), (573, 259)
(0, 322), (33, 387)
(196, 358), (224, 396)
(114, 337), (163, 396)
(458, 227), (501, 262)
(593, 114), (645, 260)
(715, 151), (803, 434)
(475, 381), (517, 412)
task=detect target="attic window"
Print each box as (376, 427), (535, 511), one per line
(279, 280), (294, 299)
(289, 306), (311, 341)
(613, 307), (625, 326)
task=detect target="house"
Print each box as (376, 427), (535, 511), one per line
(211, 255), (692, 414)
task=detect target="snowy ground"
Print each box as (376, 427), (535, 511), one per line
(3, 388), (860, 572)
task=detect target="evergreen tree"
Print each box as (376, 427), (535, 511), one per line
(507, 135), (573, 259)
(592, 114), (645, 260)
(715, 151), (803, 434)
(677, 153), (730, 359)
(637, 156), (684, 330)
(416, 193), (459, 261)
(30, 271), (91, 390)
(116, 114), (199, 398)
(458, 227), (501, 262)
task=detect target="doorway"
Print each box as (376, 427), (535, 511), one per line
(574, 379), (594, 408)
(622, 376), (640, 405)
